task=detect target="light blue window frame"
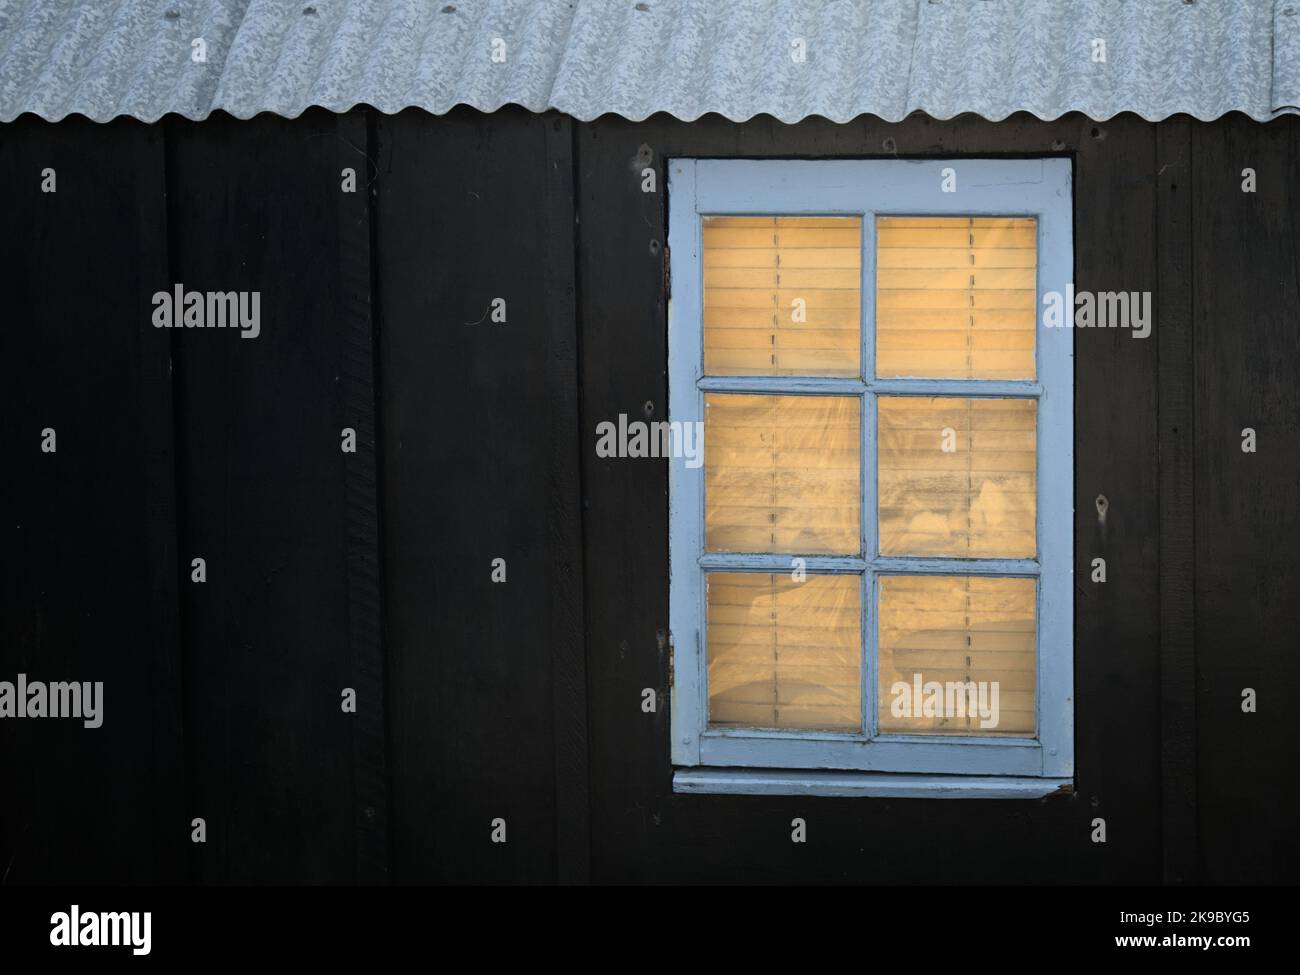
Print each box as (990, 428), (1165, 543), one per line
(668, 159), (1073, 798)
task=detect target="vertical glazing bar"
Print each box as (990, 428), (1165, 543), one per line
(862, 211), (876, 383)
(862, 209), (879, 738)
(865, 567), (879, 738)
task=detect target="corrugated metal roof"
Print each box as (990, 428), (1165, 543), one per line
(2, 0), (1297, 125)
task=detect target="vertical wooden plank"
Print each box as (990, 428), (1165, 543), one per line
(1040, 114), (1161, 881)
(576, 118), (674, 880)
(376, 106), (560, 882)
(139, 120), (189, 884)
(338, 109), (390, 885)
(168, 109), (362, 883)
(543, 114), (591, 883)
(1191, 115), (1300, 883)
(1154, 117), (1197, 885)
(0, 117), (183, 882)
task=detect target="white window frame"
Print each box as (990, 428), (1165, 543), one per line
(667, 159), (1073, 798)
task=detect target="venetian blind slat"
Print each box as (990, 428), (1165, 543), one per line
(876, 216), (1037, 380)
(708, 572), (862, 732)
(703, 216), (861, 377)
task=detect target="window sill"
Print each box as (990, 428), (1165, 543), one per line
(673, 768), (1073, 800)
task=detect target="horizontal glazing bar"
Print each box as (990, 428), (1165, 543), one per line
(869, 379), (1042, 397)
(870, 557), (1040, 575)
(699, 553), (866, 573)
(698, 376), (866, 394)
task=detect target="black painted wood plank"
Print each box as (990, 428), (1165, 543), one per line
(166, 109), (363, 883)
(543, 114), (591, 884)
(375, 106), (562, 883)
(1155, 117), (1197, 885)
(337, 110), (390, 885)
(1191, 115), (1300, 883)
(0, 117), (183, 882)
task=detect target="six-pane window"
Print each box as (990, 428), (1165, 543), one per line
(669, 159), (1073, 786)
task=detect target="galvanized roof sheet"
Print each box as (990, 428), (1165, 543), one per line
(1, 0), (1297, 124)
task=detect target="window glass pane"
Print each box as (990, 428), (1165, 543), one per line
(878, 575), (1036, 736)
(707, 572), (861, 732)
(703, 216), (861, 377)
(878, 396), (1035, 557)
(706, 393), (860, 555)
(876, 217), (1036, 380)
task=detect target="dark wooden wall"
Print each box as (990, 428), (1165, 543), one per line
(1, 105), (1295, 885)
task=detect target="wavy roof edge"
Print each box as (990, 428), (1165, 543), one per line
(7, 100), (1298, 128)
(2, 0), (1298, 126)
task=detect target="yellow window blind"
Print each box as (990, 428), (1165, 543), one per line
(696, 209), (1043, 738)
(707, 572), (861, 732)
(705, 393), (860, 555)
(878, 396), (1036, 558)
(876, 217), (1037, 380)
(703, 216), (861, 377)
(877, 575), (1036, 736)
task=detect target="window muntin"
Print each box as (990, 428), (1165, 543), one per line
(668, 159), (1072, 781)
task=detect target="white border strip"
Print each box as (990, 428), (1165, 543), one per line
(674, 769), (1073, 799)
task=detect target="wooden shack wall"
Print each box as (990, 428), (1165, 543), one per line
(0, 105), (1295, 884)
